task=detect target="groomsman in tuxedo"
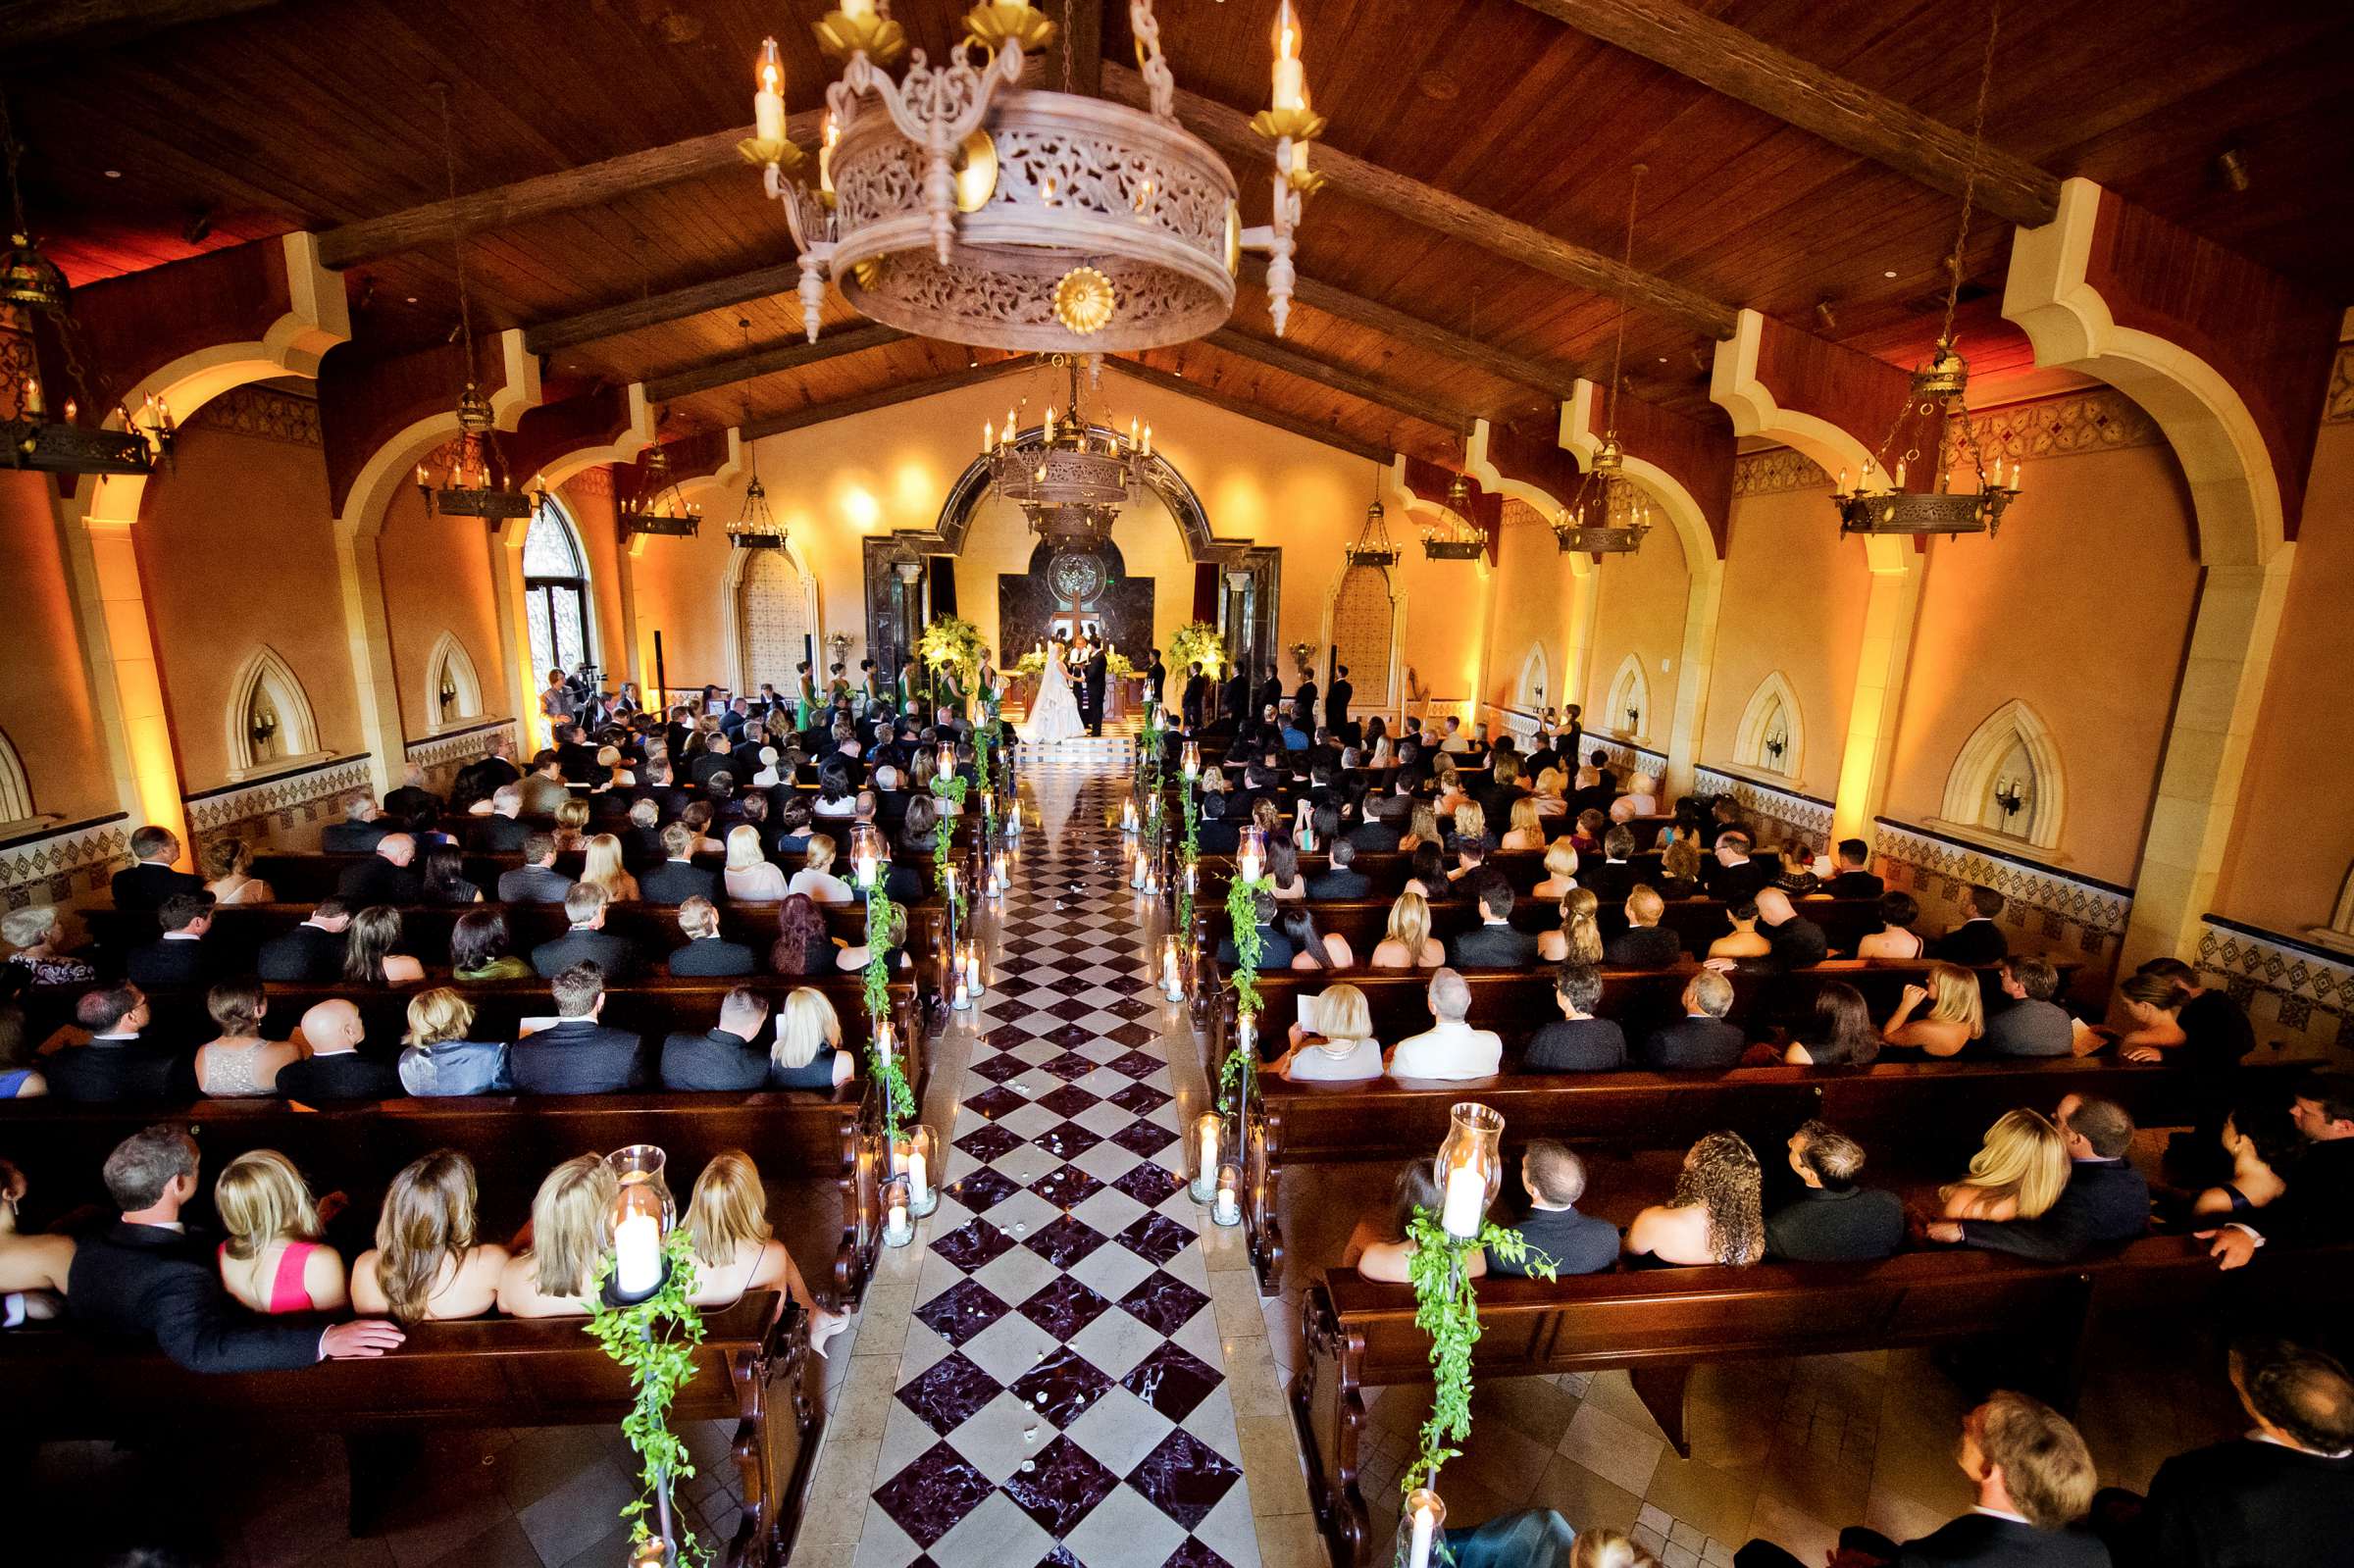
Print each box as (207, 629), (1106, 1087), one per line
(1325, 664), (1355, 745)
(1080, 636), (1109, 736)
(1181, 662), (1210, 732)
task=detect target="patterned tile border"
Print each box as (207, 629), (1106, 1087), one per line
(1733, 447), (1831, 497)
(1696, 766), (1833, 849)
(0, 814), (132, 911)
(2196, 916), (2354, 1056)
(1941, 385), (2162, 466)
(406, 718), (519, 784)
(1870, 818), (2130, 960)
(185, 384), (321, 446)
(1476, 705), (1668, 785)
(184, 755), (375, 859)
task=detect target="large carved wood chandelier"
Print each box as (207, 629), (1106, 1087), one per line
(744, 0), (1324, 351)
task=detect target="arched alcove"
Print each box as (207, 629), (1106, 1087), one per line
(1327, 564), (1400, 710)
(727, 538), (822, 695)
(519, 501), (597, 683)
(1940, 698), (2066, 850)
(225, 645), (327, 781)
(0, 728), (37, 833)
(1733, 671), (1805, 783)
(1606, 653), (1652, 743)
(1515, 642), (1550, 713)
(933, 427), (1216, 558)
(425, 632), (485, 733)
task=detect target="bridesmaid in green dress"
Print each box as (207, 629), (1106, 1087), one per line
(794, 661), (819, 731)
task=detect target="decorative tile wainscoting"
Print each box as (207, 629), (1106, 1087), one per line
(184, 755), (376, 860)
(1695, 767), (1832, 850)
(406, 719), (519, 790)
(0, 815), (132, 912)
(1868, 819), (2130, 965)
(2196, 917), (2354, 1059)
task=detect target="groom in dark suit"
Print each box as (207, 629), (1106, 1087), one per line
(1080, 636), (1109, 736)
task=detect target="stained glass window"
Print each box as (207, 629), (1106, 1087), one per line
(522, 502), (593, 681)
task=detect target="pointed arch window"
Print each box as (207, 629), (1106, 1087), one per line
(428, 632), (485, 732)
(1733, 672), (1805, 783)
(228, 646), (328, 781)
(0, 728), (40, 835)
(1606, 654), (1652, 743)
(522, 503), (594, 683)
(1515, 642), (1549, 714)
(1939, 699), (2065, 850)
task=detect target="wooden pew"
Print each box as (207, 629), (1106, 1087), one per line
(246, 844), (976, 906)
(3, 1291), (823, 1567)
(1291, 1236), (2354, 1566)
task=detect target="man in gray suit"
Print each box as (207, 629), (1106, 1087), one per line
(1983, 955), (2075, 1057)
(497, 833), (576, 904)
(530, 885), (640, 981)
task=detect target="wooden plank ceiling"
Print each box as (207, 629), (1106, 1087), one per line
(5, 0), (2350, 462)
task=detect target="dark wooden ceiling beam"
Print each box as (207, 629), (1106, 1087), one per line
(1107, 358), (1393, 466)
(1103, 62), (1735, 341)
(1242, 257), (1584, 401)
(523, 264), (807, 355)
(1511, 0), (2060, 228)
(1203, 327), (1472, 433)
(1, 0), (282, 51)
(644, 324), (909, 402)
(739, 359), (1032, 440)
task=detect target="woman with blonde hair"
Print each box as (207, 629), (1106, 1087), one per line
(1277, 983), (1381, 1082)
(579, 833), (640, 903)
(398, 986), (511, 1096)
(1609, 775), (1660, 823)
(1570, 1531), (1661, 1568)
(1539, 886), (1606, 966)
(202, 837), (274, 905)
(1526, 839), (1577, 904)
(1625, 1131), (1765, 1266)
(784, 833), (850, 904)
(595, 743), (634, 790)
(1369, 889), (1446, 970)
(1939, 1109), (2070, 1221)
(724, 824), (789, 901)
(550, 796), (592, 851)
(1881, 961), (1986, 1056)
(771, 986), (855, 1089)
(497, 1155), (618, 1317)
(214, 1149), (347, 1314)
(681, 1149), (847, 1351)
(343, 906), (425, 986)
(351, 1149), (508, 1323)
(1396, 803), (1444, 855)
(1530, 766), (1568, 819)
(1500, 796), (1547, 852)
(195, 980), (300, 1097)
(1447, 801), (1490, 856)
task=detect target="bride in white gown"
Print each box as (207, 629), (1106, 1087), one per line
(1020, 637), (1087, 744)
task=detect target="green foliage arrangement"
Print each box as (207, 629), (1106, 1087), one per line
(931, 773), (969, 929)
(1105, 652), (1140, 681)
(1219, 870), (1271, 1117)
(1168, 621), (1227, 679)
(587, 1228), (713, 1567)
(862, 881), (914, 1133)
(917, 615), (987, 690)
(1398, 1212), (1557, 1500)
(1174, 786), (1200, 943)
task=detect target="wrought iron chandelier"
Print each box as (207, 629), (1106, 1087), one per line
(725, 322), (787, 548)
(1420, 470), (1486, 561)
(1554, 165), (1655, 555)
(1828, 2), (2022, 538)
(1, 96), (169, 478)
(984, 351), (1147, 546)
(744, 0), (1323, 351)
(418, 86), (528, 522)
(619, 442), (703, 537)
(1344, 473), (1399, 568)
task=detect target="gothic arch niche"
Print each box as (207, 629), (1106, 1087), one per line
(1327, 565), (1399, 709)
(226, 645), (327, 781)
(1515, 642), (1550, 713)
(0, 728), (37, 833)
(1606, 654), (1652, 743)
(1733, 671), (1805, 783)
(727, 540), (821, 695)
(1940, 699), (2066, 849)
(426, 632), (485, 733)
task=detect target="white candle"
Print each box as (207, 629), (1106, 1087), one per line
(1439, 1162), (1485, 1239)
(615, 1211), (662, 1296)
(953, 974), (971, 1009)
(966, 949), (983, 987)
(1199, 1123), (1219, 1184)
(1214, 1184), (1241, 1227)
(1142, 424), (1151, 458)
(1407, 1503), (1436, 1568)
(884, 1198), (912, 1247)
(906, 1148), (931, 1207)
(753, 41), (787, 143)
(1239, 849), (1261, 883)
(1271, 1), (1305, 112)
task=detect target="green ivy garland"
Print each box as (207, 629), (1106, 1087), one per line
(587, 1227), (713, 1566)
(1219, 870), (1271, 1118)
(1174, 786), (1200, 940)
(1398, 1213), (1557, 1501)
(862, 881), (914, 1134)
(931, 774), (970, 930)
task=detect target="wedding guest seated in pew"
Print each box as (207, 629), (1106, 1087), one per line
(1493, 1140), (1618, 1276)
(769, 987), (855, 1090)
(1825, 838), (1883, 899)
(1276, 983), (1382, 1082)
(530, 885), (640, 982)
(1217, 888), (1295, 969)
(496, 1154), (613, 1318)
(48, 986), (180, 1103)
(682, 1150), (846, 1354)
(1277, 906), (1353, 972)
(1753, 886), (1828, 970)
(660, 986), (777, 1092)
(1766, 1120), (1903, 1262)
(280, 999), (401, 1101)
(1704, 900), (1770, 966)
(472, 784), (532, 852)
(549, 798), (593, 854)
(1704, 831), (1773, 903)
(4, 904), (98, 988)
(1854, 889), (1923, 960)
(1304, 837), (1370, 900)
(2181, 1098), (2299, 1224)
(722, 824), (787, 902)
(1370, 890), (1446, 971)
(346, 905), (426, 987)
(111, 824), (203, 912)
(202, 837), (274, 906)
(640, 821), (716, 904)
(1773, 843), (1822, 898)
(1526, 964), (1628, 1073)
(252, 898), (350, 983)
(1636, 971), (1744, 1071)
(450, 908), (531, 982)
(1395, 802), (1443, 856)
(1536, 886), (1605, 967)
(1779, 982), (1878, 1068)
(509, 964), (643, 1094)
(1387, 968), (1502, 1081)
(1455, 875), (1540, 968)
(1655, 836), (1703, 901)
(1569, 808), (1607, 857)
(2202, 1073), (2354, 1269)
(1346, 1160), (1487, 1284)
(836, 904), (908, 976)
(784, 833), (850, 904)
(579, 833), (640, 903)
(1581, 826), (1640, 904)
(1447, 802), (1493, 860)
(497, 833), (576, 905)
(0, 995), (47, 1098)
(1404, 841), (1451, 899)
(1612, 773), (1661, 823)
(1266, 838), (1308, 903)
(1625, 1131), (1765, 1267)
(767, 894), (838, 977)
(1605, 886), (1684, 968)
(351, 1150), (508, 1323)
(1931, 885), (2010, 966)
(1880, 962), (1986, 1056)
(1939, 1109), (2070, 1222)
(214, 1149), (347, 1314)
(1500, 797), (1548, 853)
(1532, 838), (1580, 902)
(195, 980), (298, 1097)
(418, 844), (483, 906)
(1927, 1095), (2148, 1261)
(668, 895), (754, 978)
(397, 987), (511, 1096)
(70, 1125), (405, 1371)
(1986, 956), (2075, 1057)
(126, 891), (221, 989)
(321, 789), (390, 854)
(335, 832), (421, 907)
(1530, 767), (1568, 822)
(0, 1158), (72, 1319)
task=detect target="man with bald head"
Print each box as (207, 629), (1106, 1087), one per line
(334, 831), (421, 905)
(1754, 885), (1828, 970)
(276, 999), (402, 1100)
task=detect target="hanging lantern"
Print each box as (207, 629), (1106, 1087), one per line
(1432, 1103), (1503, 1240)
(848, 822), (889, 888)
(1181, 740), (1202, 780)
(604, 1144), (675, 1303)
(1236, 826), (1266, 885)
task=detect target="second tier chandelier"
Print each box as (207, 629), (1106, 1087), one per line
(744, 0), (1325, 352)
(984, 352), (1149, 546)
(1553, 165), (1655, 556)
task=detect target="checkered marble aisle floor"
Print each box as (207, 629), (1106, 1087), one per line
(800, 757), (1322, 1568)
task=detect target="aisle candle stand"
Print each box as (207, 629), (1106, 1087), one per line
(850, 823), (916, 1174)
